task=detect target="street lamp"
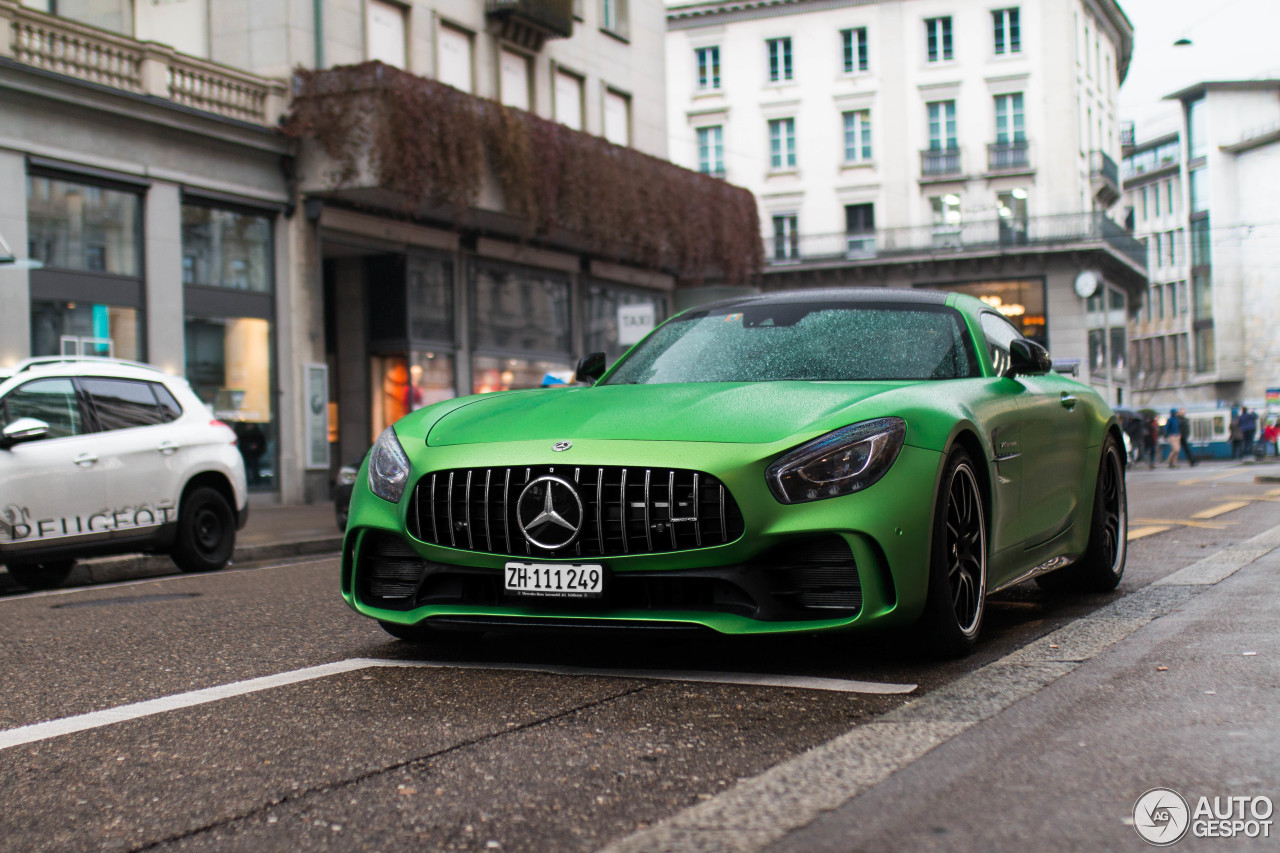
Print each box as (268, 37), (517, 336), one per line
(0, 231), (44, 270)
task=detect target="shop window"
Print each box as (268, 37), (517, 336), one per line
(584, 284), (667, 362)
(185, 316), (275, 488)
(181, 204), (273, 292)
(30, 301), (142, 361)
(473, 355), (575, 394)
(26, 176), (140, 275)
(471, 263), (572, 355)
(922, 279), (1046, 348)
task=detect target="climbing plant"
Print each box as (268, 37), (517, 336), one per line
(284, 62), (762, 284)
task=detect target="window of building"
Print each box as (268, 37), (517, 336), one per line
(843, 110), (872, 163)
(437, 23), (473, 93)
(470, 262), (573, 358)
(1187, 98), (1207, 160)
(603, 88), (631, 146)
(1154, 233), (1163, 268)
(772, 213), (799, 260)
(31, 302), (142, 362)
(924, 279), (1046, 346)
(927, 101), (957, 150)
(186, 316), (275, 486)
(696, 46), (720, 90)
(1155, 284), (1165, 318)
(499, 49), (532, 110)
(1167, 180), (1175, 216)
(1192, 271), (1212, 321)
(841, 27), (868, 73)
(994, 93), (1025, 143)
(1191, 216), (1210, 267)
(992, 8), (1020, 54)
(845, 203), (875, 256)
(584, 284), (668, 362)
(769, 118), (797, 169)
(1189, 168), (1208, 213)
(930, 194), (962, 244)
(1153, 180), (1161, 217)
(554, 68), (585, 131)
(697, 126), (725, 177)
(1195, 327), (1215, 373)
(767, 37), (793, 82)
(997, 188), (1028, 244)
(26, 176), (140, 276)
(601, 0), (628, 37)
(366, 0), (406, 69)
(181, 205), (273, 293)
(1141, 185), (1148, 221)
(925, 17), (953, 62)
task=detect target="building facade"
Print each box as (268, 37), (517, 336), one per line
(1, 0), (757, 504)
(1124, 80), (1280, 409)
(666, 0), (1148, 404)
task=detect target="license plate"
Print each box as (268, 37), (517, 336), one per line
(504, 562), (604, 599)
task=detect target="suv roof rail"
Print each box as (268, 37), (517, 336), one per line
(13, 355), (166, 375)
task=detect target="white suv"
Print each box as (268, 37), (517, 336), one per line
(0, 358), (249, 590)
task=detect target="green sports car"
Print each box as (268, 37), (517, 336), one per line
(341, 289), (1127, 656)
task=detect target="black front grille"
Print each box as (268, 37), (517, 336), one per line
(407, 466), (745, 558)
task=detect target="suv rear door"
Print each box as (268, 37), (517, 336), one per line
(0, 377), (108, 557)
(78, 377), (185, 540)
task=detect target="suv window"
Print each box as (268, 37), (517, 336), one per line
(81, 378), (169, 431)
(979, 311), (1023, 376)
(1, 378), (85, 438)
(152, 383), (183, 421)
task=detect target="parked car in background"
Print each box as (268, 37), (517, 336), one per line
(341, 289), (1127, 658)
(0, 357), (249, 590)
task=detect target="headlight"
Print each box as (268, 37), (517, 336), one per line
(337, 466), (359, 486)
(766, 418), (906, 504)
(368, 426), (411, 503)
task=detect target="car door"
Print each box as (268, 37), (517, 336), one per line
(0, 377), (108, 556)
(77, 377), (185, 539)
(981, 312), (1090, 547)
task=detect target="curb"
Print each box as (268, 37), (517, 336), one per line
(0, 536), (343, 594)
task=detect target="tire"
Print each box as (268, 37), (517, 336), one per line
(919, 448), (988, 658)
(171, 486), (236, 573)
(5, 559), (74, 590)
(1037, 435), (1127, 593)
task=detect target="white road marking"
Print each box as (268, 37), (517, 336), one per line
(0, 658), (916, 751)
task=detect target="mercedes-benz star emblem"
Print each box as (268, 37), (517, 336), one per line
(516, 475), (584, 550)
(553, 440), (572, 452)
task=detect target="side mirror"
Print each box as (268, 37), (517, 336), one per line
(0, 417), (51, 449)
(574, 351), (607, 385)
(1007, 340), (1053, 377)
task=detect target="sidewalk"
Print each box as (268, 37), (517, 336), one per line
(605, 523), (1280, 853)
(0, 502), (343, 592)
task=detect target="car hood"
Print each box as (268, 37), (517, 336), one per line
(426, 382), (909, 446)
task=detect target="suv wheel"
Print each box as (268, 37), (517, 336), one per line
(171, 486), (236, 573)
(6, 559), (75, 590)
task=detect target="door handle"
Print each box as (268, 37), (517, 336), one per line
(157, 442), (179, 455)
(73, 452), (99, 467)
(1060, 393), (1078, 410)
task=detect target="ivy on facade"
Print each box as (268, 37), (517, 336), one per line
(284, 62), (761, 284)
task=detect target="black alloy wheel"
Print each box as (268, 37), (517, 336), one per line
(921, 448), (988, 657)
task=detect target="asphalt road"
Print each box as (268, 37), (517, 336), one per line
(1, 462), (1277, 852)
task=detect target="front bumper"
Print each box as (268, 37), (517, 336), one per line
(341, 439), (943, 636)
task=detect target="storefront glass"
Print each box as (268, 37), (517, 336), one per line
(181, 205), (273, 291)
(922, 279), (1046, 346)
(471, 263), (572, 354)
(185, 316), (276, 488)
(370, 351), (457, 436)
(584, 284), (668, 362)
(30, 301), (142, 360)
(26, 177), (140, 275)
(472, 355), (574, 394)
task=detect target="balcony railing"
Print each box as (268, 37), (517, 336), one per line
(920, 147), (963, 178)
(1090, 150), (1121, 204)
(0, 0), (287, 125)
(762, 213), (1148, 270)
(987, 140), (1030, 172)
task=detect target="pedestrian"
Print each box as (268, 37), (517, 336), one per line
(1142, 415), (1158, 469)
(1240, 406), (1258, 457)
(1164, 408), (1182, 468)
(1229, 408), (1243, 459)
(1264, 418), (1279, 458)
(1123, 416), (1143, 466)
(1178, 408), (1197, 467)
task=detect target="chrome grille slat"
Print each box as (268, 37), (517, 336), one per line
(410, 465), (742, 558)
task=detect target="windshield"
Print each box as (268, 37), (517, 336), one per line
(602, 302), (978, 385)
